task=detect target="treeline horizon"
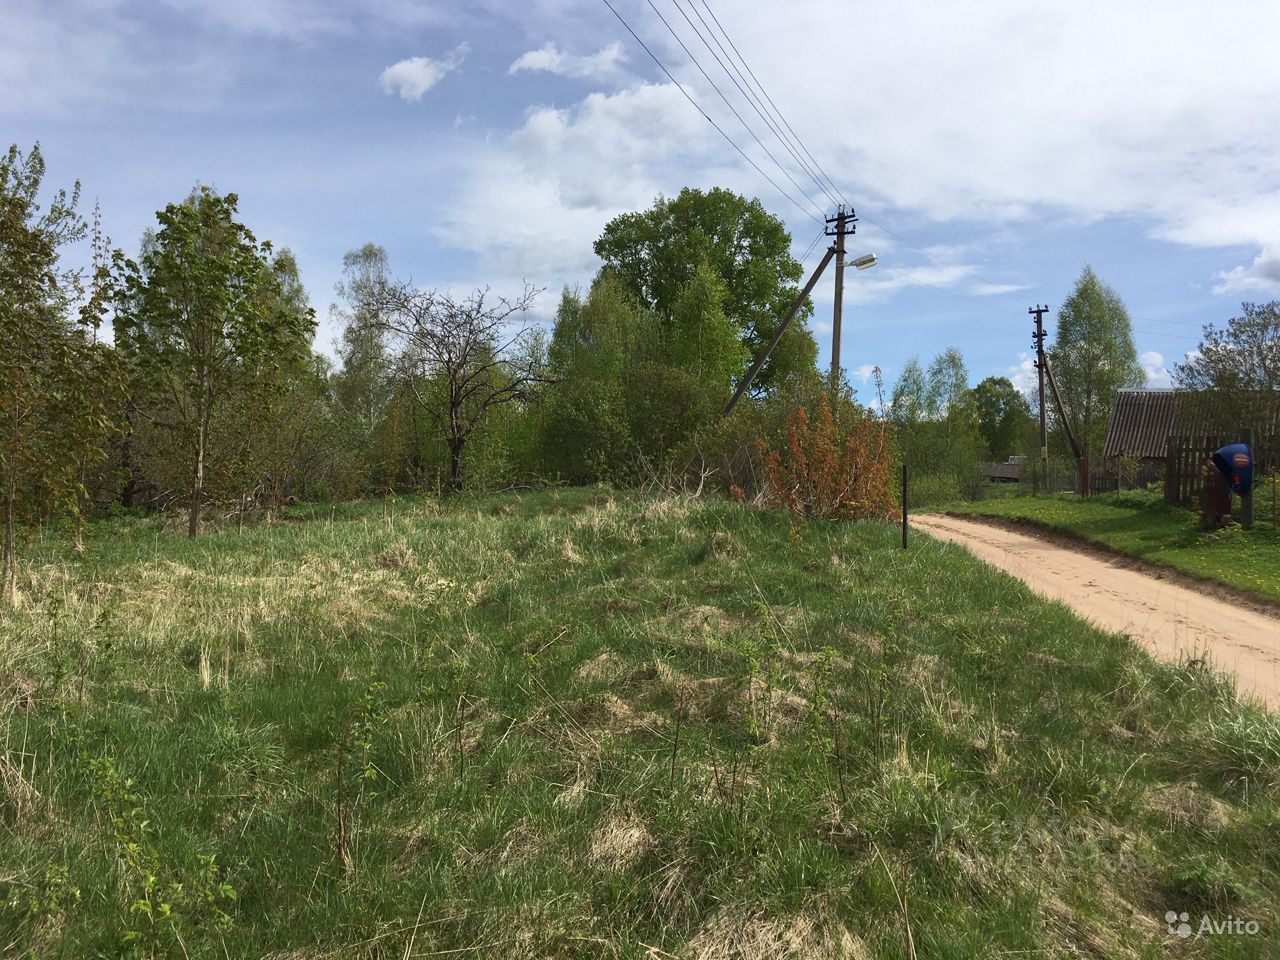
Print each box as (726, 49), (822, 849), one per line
(4, 139), (1278, 598)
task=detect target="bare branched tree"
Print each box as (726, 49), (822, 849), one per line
(373, 283), (551, 489)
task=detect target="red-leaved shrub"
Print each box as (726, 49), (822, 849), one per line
(760, 393), (895, 521)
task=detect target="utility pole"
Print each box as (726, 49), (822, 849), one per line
(1030, 305), (1049, 465)
(827, 205), (857, 389)
(724, 244), (837, 416)
(1042, 357), (1090, 497)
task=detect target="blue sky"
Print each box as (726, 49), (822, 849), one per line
(6, 0), (1280, 400)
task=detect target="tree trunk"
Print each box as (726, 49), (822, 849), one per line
(190, 423), (205, 538)
(449, 439), (463, 492)
(121, 400), (136, 508)
(3, 475), (16, 606)
(448, 399), (464, 492)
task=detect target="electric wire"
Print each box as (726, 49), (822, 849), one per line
(796, 226), (826, 264)
(604, 0), (1203, 349)
(696, 0), (848, 205)
(641, 0), (828, 222)
(693, 0), (1030, 295)
(674, 0), (842, 209)
(595, 0), (826, 225)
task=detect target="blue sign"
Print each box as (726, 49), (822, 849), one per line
(1211, 443), (1254, 495)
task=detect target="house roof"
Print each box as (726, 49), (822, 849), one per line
(1102, 389), (1208, 459)
(1104, 389), (1280, 458)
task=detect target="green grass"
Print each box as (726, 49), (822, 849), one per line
(944, 488), (1280, 605)
(2, 488), (1277, 958)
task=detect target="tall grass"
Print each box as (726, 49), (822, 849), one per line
(1, 488), (1276, 958)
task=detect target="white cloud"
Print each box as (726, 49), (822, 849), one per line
(1004, 352), (1038, 398)
(1213, 245), (1280, 295)
(434, 80), (733, 311)
(842, 263), (970, 305)
(379, 43), (469, 102)
(971, 282), (1029, 296)
(852, 363), (877, 384)
(1140, 350), (1172, 386)
(699, 0), (1280, 286)
(509, 42), (627, 79)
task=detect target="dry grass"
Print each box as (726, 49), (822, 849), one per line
(685, 908), (870, 960)
(589, 808), (652, 870)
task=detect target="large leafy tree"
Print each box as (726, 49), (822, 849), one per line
(972, 376), (1033, 459)
(1174, 300), (1280, 439)
(891, 349), (984, 498)
(594, 187), (817, 391)
(331, 244), (394, 438)
(115, 187), (315, 536)
(1048, 266), (1144, 459)
(668, 259), (746, 397)
(0, 143), (124, 601)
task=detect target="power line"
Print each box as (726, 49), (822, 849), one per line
(673, 0), (841, 209)
(595, 0), (825, 225)
(696, 0), (848, 206)
(682, 0), (1142, 311)
(1132, 328), (1202, 342)
(796, 226), (826, 264)
(641, 0), (828, 221)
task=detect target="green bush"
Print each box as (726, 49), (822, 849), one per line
(907, 472), (964, 507)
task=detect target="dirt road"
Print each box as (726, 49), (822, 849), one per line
(913, 514), (1280, 707)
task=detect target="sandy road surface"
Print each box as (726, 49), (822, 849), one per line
(913, 514), (1280, 707)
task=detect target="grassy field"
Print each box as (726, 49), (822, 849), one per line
(2, 488), (1278, 958)
(945, 489), (1280, 605)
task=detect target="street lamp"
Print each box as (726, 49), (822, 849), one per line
(830, 251), (877, 388)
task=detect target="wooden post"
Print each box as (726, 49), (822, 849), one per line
(901, 464), (908, 549)
(1240, 428), (1254, 531)
(1164, 435), (1176, 505)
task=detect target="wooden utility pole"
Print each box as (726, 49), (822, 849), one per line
(1043, 358), (1090, 496)
(827, 206), (857, 389)
(901, 464), (908, 549)
(724, 244), (837, 415)
(1030, 305), (1049, 465)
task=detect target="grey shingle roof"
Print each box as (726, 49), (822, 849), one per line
(1102, 390), (1210, 459)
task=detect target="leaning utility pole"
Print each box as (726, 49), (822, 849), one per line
(827, 205), (857, 389)
(1030, 304), (1049, 464)
(724, 244), (836, 415)
(1041, 352), (1090, 497)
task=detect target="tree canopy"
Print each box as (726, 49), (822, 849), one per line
(594, 187), (817, 392)
(114, 187), (315, 535)
(972, 376), (1033, 460)
(1174, 300), (1280, 439)
(0, 143), (124, 599)
(1048, 265), (1144, 460)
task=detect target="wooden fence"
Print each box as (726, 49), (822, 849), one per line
(1164, 433), (1278, 507)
